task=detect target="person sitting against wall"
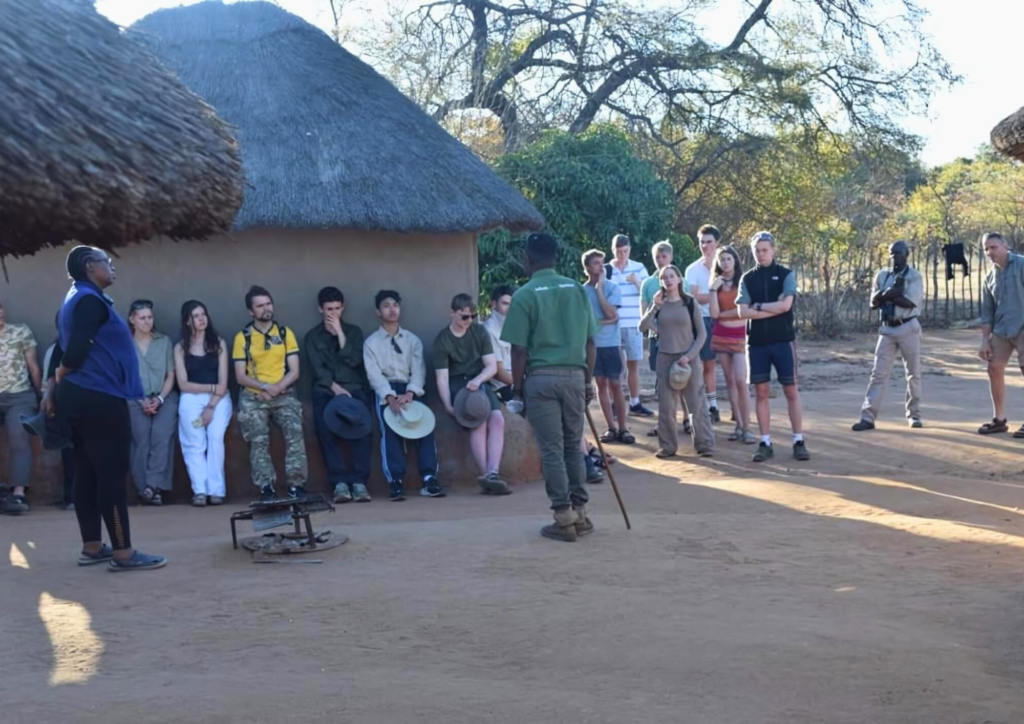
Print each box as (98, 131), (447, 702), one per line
(0, 299), (42, 516)
(482, 285), (515, 403)
(434, 292), (510, 495)
(174, 300), (231, 507)
(305, 286), (374, 505)
(128, 300), (178, 507)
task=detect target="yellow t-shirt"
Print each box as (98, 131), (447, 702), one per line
(232, 323), (299, 386)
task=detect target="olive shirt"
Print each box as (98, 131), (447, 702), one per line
(134, 332), (174, 397)
(432, 324), (493, 379)
(304, 320), (368, 393)
(501, 268), (599, 370)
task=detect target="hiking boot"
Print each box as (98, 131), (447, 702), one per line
(793, 441), (810, 461)
(629, 402), (654, 417)
(709, 406), (721, 424)
(420, 476), (446, 498)
(752, 442), (774, 463)
(333, 483), (353, 504)
(573, 505), (594, 537)
(1, 492), (29, 515)
(541, 507), (579, 542)
(909, 418), (923, 429)
(851, 419), (875, 432)
(478, 472), (512, 496)
(287, 485), (308, 499)
(259, 484), (277, 502)
(351, 483), (371, 502)
(389, 481), (406, 502)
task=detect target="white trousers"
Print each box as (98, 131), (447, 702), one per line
(178, 393), (232, 497)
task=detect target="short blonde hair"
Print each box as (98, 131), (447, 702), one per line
(651, 240), (673, 259)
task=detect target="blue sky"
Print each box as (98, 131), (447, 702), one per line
(96, 0), (1020, 167)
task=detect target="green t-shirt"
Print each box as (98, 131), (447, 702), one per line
(501, 268), (599, 370)
(432, 324), (493, 378)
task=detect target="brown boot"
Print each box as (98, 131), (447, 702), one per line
(541, 507), (579, 542)
(573, 504), (594, 537)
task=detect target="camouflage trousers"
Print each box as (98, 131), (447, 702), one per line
(237, 390), (308, 490)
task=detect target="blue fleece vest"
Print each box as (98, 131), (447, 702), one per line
(58, 282), (144, 400)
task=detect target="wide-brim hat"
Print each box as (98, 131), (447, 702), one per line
(453, 387), (491, 429)
(21, 411), (71, 451)
(324, 395), (373, 440)
(668, 361), (692, 391)
(383, 400), (436, 440)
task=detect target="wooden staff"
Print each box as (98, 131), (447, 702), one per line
(585, 407), (631, 530)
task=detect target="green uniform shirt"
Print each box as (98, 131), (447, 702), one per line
(432, 324), (493, 378)
(501, 268), (598, 369)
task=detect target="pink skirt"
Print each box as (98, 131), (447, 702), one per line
(710, 323), (745, 354)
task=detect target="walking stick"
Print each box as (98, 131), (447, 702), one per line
(585, 407), (631, 530)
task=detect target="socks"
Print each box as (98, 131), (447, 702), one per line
(761, 435), (771, 446)
(793, 434), (804, 444)
(707, 392), (718, 409)
(630, 397), (640, 407)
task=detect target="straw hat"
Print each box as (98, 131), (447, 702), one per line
(382, 400), (436, 440)
(668, 361), (692, 391)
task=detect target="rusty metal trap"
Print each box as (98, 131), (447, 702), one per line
(230, 494), (348, 557)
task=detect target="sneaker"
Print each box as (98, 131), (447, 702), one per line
(697, 449), (714, 458)
(1, 492), (29, 515)
(333, 483), (353, 504)
(710, 406), (721, 424)
(478, 472), (512, 496)
(741, 429), (758, 445)
(191, 494), (207, 507)
(793, 441), (810, 461)
(63, 502), (76, 512)
(259, 485), (278, 502)
(646, 427), (659, 437)
(585, 456), (604, 484)
(683, 419), (693, 435)
(655, 448), (676, 459)
(541, 508), (579, 542)
(851, 419), (875, 432)
(909, 418), (923, 429)
(108, 550), (167, 572)
(77, 543), (114, 566)
(727, 425), (741, 441)
(573, 505), (594, 537)
(629, 402), (654, 417)
(351, 483), (371, 502)
(287, 485), (308, 499)
(389, 481), (406, 502)
(420, 476), (446, 498)
(208, 496), (225, 506)
(752, 442), (774, 462)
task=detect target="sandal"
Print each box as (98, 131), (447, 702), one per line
(151, 491), (163, 506)
(617, 430), (636, 444)
(599, 429), (619, 443)
(140, 486), (158, 505)
(978, 418), (1008, 435)
(1013, 425), (1024, 439)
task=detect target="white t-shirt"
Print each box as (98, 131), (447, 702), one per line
(685, 258), (713, 318)
(482, 314), (511, 390)
(608, 259), (649, 329)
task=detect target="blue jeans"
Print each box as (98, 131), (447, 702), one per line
(313, 388), (373, 487)
(374, 382), (438, 485)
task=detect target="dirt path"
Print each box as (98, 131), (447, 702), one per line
(4, 329), (1024, 723)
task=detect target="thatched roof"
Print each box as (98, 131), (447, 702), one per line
(0, 0), (244, 256)
(130, 1), (544, 235)
(992, 107), (1024, 162)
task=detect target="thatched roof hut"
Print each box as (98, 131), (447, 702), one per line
(991, 107), (1024, 162)
(130, 0), (544, 234)
(0, 0), (244, 256)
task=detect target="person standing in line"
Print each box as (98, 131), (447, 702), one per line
(0, 300), (42, 516)
(503, 233), (598, 542)
(607, 234), (653, 416)
(127, 300), (178, 506)
(582, 249), (633, 444)
(708, 246), (756, 444)
(174, 300), (231, 506)
(640, 265), (715, 457)
(434, 293), (510, 495)
(852, 241), (925, 431)
(46, 246), (166, 571)
(483, 285), (516, 404)
(305, 286), (374, 504)
(736, 231), (810, 463)
(233, 285), (308, 501)
(685, 224), (722, 423)
(977, 232), (1024, 436)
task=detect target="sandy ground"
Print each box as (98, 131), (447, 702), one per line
(4, 329), (1024, 723)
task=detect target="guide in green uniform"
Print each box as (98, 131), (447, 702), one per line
(501, 233), (598, 542)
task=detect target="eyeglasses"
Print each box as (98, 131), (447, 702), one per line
(390, 336), (402, 355)
(459, 313), (479, 321)
(130, 300), (153, 311)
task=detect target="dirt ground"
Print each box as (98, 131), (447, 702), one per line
(4, 329), (1024, 723)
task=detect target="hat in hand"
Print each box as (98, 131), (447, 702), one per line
(383, 400), (436, 440)
(21, 411), (71, 451)
(453, 388), (491, 429)
(324, 395), (373, 440)
(668, 360), (692, 391)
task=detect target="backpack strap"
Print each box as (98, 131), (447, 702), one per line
(685, 295), (699, 341)
(605, 263), (613, 280)
(242, 321), (288, 376)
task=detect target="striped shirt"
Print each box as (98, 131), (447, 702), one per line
(608, 259), (649, 330)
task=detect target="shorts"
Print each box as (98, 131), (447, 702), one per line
(699, 316), (715, 362)
(619, 326), (643, 362)
(493, 384), (514, 403)
(648, 336), (659, 372)
(594, 346), (624, 379)
(747, 341), (797, 386)
(450, 375), (501, 413)
(992, 328), (1024, 364)
(710, 322), (745, 355)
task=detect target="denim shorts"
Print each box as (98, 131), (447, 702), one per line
(747, 341), (797, 386)
(594, 346), (624, 379)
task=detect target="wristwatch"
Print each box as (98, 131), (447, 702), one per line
(755, 302), (763, 312)
(260, 383), (269, 392)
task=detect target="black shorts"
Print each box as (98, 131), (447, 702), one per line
(594, 346), (624, 379)
(747, 341), (797, 386)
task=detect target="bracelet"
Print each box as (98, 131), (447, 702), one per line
(157, 394), (165, 405)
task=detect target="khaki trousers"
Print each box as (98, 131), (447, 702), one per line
(524, 368), (588, 510)
(656, 352), (715, 455)
(860, 318), (922, 423)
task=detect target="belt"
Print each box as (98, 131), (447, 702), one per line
(527, 366), (584, 377)
(883, 317), (917, 328)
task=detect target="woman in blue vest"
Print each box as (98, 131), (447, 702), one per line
(45, 246), (167, 571)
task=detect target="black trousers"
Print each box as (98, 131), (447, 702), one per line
(57, 381), (132, 550)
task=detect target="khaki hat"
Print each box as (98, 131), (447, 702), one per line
(668, 361), (692, 391)
(382, 400), (436, 440)
(453, 388), (491, 429)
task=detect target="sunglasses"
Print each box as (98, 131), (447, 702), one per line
(130, 300), (154, 311)
(458, 313), (479, 321)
